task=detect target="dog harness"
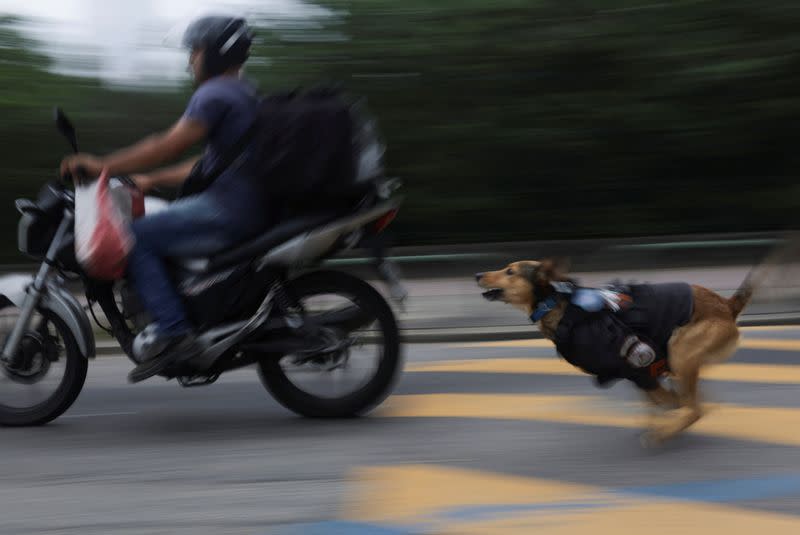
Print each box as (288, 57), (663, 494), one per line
(533, 282), (694, 391)
(529, 284), (632, 322)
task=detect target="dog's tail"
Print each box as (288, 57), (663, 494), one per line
(728, 272), (757, 318)
(728, 235), (800, 317)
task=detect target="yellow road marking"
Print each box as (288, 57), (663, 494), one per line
(453, 337), (800, 353)
(407, 358), (800, 384)
(741, 325), (800, 332)
(446, 501), (800, 534)
(704, 362), (800, 383)
(407, 358), (578, 375)
(739, 338), (800, 351)
(346, 464), (800, 534)
(346, 464), (590, 524)
(380, 393), (800, 447)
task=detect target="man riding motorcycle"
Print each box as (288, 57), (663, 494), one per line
(60, 16), (267, 383)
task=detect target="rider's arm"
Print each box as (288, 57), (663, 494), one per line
(133, 156), (201, 192)
(102, 118), (207, 177)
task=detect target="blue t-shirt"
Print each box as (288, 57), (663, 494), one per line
(183, 76), (268, 228)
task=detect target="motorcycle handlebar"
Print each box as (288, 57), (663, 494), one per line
(60, 165), (91, 185)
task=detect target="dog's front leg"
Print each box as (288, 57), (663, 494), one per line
(643, 367), (702, 446)
(639, 378), (680, 434)
(644, 379), (681, 411)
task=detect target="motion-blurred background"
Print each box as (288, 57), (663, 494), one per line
(2, 0), (799, 261)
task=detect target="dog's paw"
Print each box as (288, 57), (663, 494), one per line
(645, 390), (681, 411)
(640, 423), (677, 448)
(639, 430), (664, 449)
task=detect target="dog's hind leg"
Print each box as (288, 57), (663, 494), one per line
(643, 320), (738, 445)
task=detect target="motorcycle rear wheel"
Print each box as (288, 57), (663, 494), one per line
(257, 270), (402, 418)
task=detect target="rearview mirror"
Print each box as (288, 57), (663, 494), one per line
(54, 107), (78, 153)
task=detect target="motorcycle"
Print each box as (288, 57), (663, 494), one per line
(0, 108), (406, 426)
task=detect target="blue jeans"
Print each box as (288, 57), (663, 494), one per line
(127, 194), (262, 337)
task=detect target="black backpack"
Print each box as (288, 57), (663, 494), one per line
(179, 86), (385, 204)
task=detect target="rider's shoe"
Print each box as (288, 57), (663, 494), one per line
(128, 334), (201, 383)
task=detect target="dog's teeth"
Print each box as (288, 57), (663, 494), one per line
(482, 289), (504, 301)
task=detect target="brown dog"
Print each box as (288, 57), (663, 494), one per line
(476, 259), (757, 446)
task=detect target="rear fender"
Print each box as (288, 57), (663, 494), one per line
(257, 198), (402, 269)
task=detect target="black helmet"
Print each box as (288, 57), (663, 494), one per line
(182, 16), (252, 77)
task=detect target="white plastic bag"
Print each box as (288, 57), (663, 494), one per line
(74, 170), (144, 280)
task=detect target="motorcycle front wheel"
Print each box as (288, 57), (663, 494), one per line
(0, 308), (87, 426)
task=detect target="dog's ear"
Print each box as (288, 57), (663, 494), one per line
(539, 257), (571, 281)
(518, 262), (540, 282)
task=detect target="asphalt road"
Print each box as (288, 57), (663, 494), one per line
(2, 325), (800, 534)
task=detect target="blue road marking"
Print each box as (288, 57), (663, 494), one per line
(618, 472), (800, 504)
(281, 521), (414, 535)
(279, 472), (800, 533)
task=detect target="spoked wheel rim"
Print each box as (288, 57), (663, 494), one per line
(278, 291), (385, 400)
(0, 309), (70, 411)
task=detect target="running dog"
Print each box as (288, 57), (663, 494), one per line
(476, 258), (761, 445)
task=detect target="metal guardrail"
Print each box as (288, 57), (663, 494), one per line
(0, 231), (787, 274)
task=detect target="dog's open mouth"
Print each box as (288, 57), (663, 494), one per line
(482, 289), (504, 301)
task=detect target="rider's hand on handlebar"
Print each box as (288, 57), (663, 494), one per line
(130, 173), (155, 193)
(59, 153), (104, 183)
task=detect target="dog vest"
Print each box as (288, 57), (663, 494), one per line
(548, 283), (694, 390)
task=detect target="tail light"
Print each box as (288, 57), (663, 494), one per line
(373, 209), (398, 233)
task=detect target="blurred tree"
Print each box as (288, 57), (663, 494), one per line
(0, 16), (187, 261)
(1, 1), (800, 262)
(257, 0), (800, 244)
